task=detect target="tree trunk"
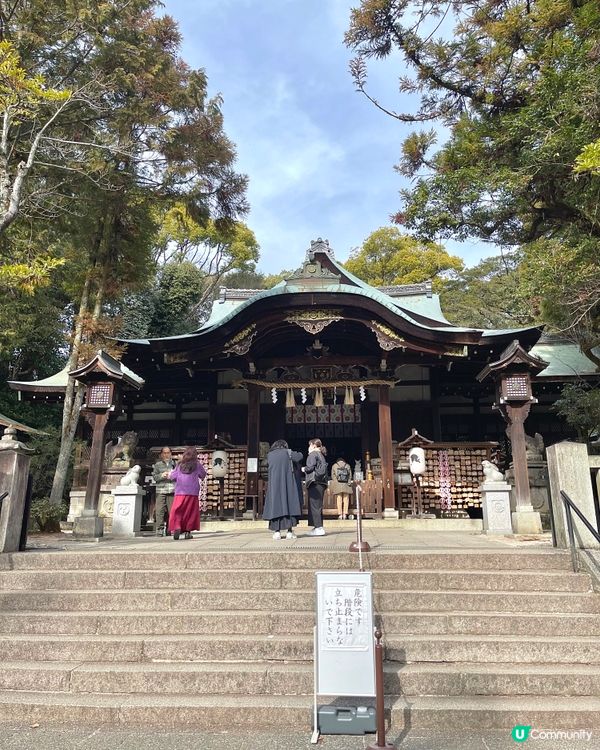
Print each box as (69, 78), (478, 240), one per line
(49, 272), (92, 506)
(49, 197), (118, 506)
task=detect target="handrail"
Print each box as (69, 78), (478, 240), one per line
(560, 490), (600, 572)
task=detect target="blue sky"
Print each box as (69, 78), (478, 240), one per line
(162, 0), (491, 273)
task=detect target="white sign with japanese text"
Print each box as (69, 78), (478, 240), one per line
(315, 571), (375, 697)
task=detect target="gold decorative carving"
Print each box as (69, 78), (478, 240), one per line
(286, 310), (342, 335)
(369, 321), (405, 351)
(223, 324), (257, 356)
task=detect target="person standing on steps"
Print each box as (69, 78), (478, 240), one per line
(263, 439), (302, 540)
(168, 446), (206, 540)
(305, 438), (328, 536)
(331, 456), (353, 519)
(152, 446), (176, 535)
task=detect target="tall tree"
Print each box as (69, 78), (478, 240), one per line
(439, 252), (534, 329)
(153, 207), (259, 314)
(346, 0), (600, 365)
(30, 3), (251, 505)
(344, 226), (463, 287)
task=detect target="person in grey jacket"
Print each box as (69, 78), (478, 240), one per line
(152, 446), (176, 535)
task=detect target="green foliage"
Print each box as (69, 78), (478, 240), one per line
(575, 138), (600, 174)
(521, 237), (600, 368)
(553, 384), (600, 443)
(344, 227), (463, 287)
(28, 426), (73, 503)
(28, 498), (67, 533)
(0, 40), (70, 112)
(0, 386), (62, 432)
(440, 253), (535, 329)
(149, 262), (206, 336)
(263, 270), (295, 288)
(222, 267), (267, 289)
(346, 0), (600, 362)
(155, 208), (259, 273)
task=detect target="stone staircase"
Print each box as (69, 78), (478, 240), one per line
(0, 546), (599, 730)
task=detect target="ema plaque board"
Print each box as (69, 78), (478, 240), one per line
(315, 571), (375, 697)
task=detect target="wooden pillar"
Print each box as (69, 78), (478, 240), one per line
(207, 381), (217, 440)
(361, 400), (370, 462)
(500, 401), (542, 534)
(83, 411), (109, 514)
(504, 403), (532, 511)
(430, 367), (442, 441)
(471, 390), (481, 441)
(378, 385), (395, 512)
(174, 398), (183, 445)
(74, 410), (109, 538)
(246, 384), (260, 499)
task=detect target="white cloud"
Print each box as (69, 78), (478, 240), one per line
(160, 0), (497, 274)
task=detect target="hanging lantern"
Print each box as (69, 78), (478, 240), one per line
(408, 446), (426, 476)
(285, 388), (296, 408)
(211, 450), (229, 478)
(271, 387), (278, 403)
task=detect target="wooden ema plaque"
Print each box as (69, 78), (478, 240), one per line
(394, 442), (497, 514)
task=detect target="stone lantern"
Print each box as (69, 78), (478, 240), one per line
(477, 340), (548, 534)
(69, 351), (144, 539)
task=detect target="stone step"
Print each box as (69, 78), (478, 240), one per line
(3, 633), (600, 665)
(0, 588), (596, 613)
(0, 690), (599, 730)
(0, 568), (588, 592)
(387, 634), (600, 664)
(0, 634), (313, 662)
(3, 609), (600, 637)
(3, 661), (600, 698)
(0, 549), (572, 572)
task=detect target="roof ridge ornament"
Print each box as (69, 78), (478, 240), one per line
(307, 237), (335, 260)
(285, 239), (341, 291)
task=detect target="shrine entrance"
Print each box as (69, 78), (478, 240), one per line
(11, 238), (564, 533)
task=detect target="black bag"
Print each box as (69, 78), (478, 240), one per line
(315, 454), (329, 483)
(307, 453), (328, 486)
(336, 465), (350, 483)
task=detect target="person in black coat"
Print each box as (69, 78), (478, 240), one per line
(304, 438), (328, 536)
(263, 440), (303, 540)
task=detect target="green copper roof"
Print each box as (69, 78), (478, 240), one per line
(120, 241), (538, 344)
(531, 339), (600, 379)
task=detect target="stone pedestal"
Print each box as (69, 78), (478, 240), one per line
(73, 512), (104, 539)
(111, 485), (144, 537)
(382, 507), (399, 520)
(511, 509), (542, 535)
(68, 467), (129, 534)
(0, 429), (33, 553)
(480, 481), (513, 535)
(547, 441), (599, 550)
(67, 489), (86, 523)
(506, 460), (550, 530)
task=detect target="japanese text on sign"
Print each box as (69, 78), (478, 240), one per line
(321, 583), (370, 650)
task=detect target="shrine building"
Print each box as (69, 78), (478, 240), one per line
(9, 238), (599, 523)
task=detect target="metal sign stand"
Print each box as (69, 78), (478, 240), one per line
(367, 630), (394, 750)
(311, 625), (319, 744)
(312, 571), (376, 743)
(349, 485), (370, 568)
